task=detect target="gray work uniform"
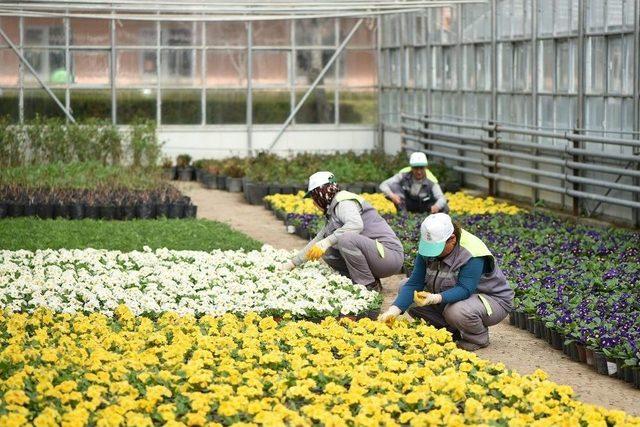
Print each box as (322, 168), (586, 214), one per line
(406, 230), (514, 346)
(293, 191), (404, 286)
(379, 168), (448, 213)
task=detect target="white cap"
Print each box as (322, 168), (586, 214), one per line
(418, 213), (454, 257)
(305, 171), (335, 198)
(409, 152), (428, 167)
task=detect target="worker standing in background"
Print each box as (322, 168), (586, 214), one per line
(283, 171), (404, 292)
(378, 213), (514, 351)
(379, 152), (449, 214)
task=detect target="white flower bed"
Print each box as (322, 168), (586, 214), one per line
(0, 245), (379, 317)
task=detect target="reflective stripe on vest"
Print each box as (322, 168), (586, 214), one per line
(399, 166), (439, 184)
(459, 229), (495, 272)
(334, 190), (364, 206)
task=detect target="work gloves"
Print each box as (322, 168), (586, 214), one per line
(281, 260), (296, 271)
(414, 291), (442, 306)
(306, 239), (331, 261)
(377, 306), (401, 325)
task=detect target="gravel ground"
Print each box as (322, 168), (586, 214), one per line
(177, 182), (640, 415)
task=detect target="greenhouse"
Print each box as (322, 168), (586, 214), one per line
(0, 1), (639, 426)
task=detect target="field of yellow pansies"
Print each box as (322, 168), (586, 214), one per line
(1, 306), (638, 426)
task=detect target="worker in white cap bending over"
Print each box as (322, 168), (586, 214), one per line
(378, 213), (514, 351)
(379, 152), (449, 214)
(283, 171), (404, 292)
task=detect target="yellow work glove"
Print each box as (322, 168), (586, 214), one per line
(377, 306), (402, 325)
(306, 245), (325, 261)
(414, 291), (443, 307)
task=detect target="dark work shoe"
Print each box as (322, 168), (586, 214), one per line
(365, 278), (382, 292)
(456, 340), (489, 352)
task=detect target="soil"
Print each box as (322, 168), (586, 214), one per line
(177, 182), (640, 416)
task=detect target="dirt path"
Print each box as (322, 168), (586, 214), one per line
(178, 182), (640, 416)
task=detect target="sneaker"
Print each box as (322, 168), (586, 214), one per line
(456, 340), (489, 352)
(365, 278), (382, 292)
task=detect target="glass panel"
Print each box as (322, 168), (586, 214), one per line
(429, 9), (442, 44)
(623, 0), (635, 29)
(0, 49), (19, 86)
(253, 90), (290, 123)
(161, 89), (201, 124)
(24, 88), (66, 119)
(622, 35), (634, 95)
(415, 48), (428, 88)
(497, 94), (511, 122)
(607, 37), (622, 94)
(296, 88), (335, 124)
(116, 20), (156, 46)
(538, 95), (554, 131)
(341, 18), (375, 48)
(555, 96), (576, 130)
(206, 22), (247, 46)
(441, 7), (458, 44)
(296, 19), (335, 46)
(23, 49), (66, 86)
(462, 45), (475, 90)
(442, 46), (457, 89)
(70, 18), (109, 46)
(117, 50), (157, 86)
(477, 44), (492, 91)
(117, 89), (156, 124)
(605, 97), (622, 131)
(497, 43), (513, 91)
(431, 46), (442, 89)
(252, 51), (288, 86)
(339, 50), (376, 87)
(160, 50), (201, 86)
(538, 41), (554, 93)
(586, 36), (605, 94)
(586, 0), (605, 32)
(0, 88), (18, 121)
(571, 0), (580, 33)
(606, 0), (624, 30)
(538, 0), (553, 35)
(413, 14), (427, 45)
(206, 50), (247, 87)
(0, 17), (19, 47)
(71, 51), (110, 85)
(512, 0), (528, 38)
(555, 0), (571, 34)
(431, 91), (442, 117)
(206, 89), (246, 124)
(24, 18), (64, 46)
(161, 22), (201, 46)
(405, 48), (415, 87)
(513, 42), (531, 92)
(295, 50), (336, 86)
(380, 51), (390, 86)
(556, 39), (576, 93)
(497, 0), (512, 39)
(339, 89), (376, 124)
(585, 96), (605, 132)
(70, 89), (111, 120)
(622, 98), (634, 134)
(252, 21), (290, 46)
(389, 49), (401, 86)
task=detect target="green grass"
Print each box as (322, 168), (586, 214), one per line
(0, 218), (262, 252)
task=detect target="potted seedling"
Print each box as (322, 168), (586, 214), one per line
(176, 154), (193, 182)
(161, 156), (175, 180)
(223, 159), (245, 193)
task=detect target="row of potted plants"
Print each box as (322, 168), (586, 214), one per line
(0, 186), (197, 220)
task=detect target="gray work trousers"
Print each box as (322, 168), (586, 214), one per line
(322, 233), (403, 286)
(407, 288), (509, 346)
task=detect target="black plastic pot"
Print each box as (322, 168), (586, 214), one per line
(156, 203), (169, 218)
(113, 205), (124, 220)
(268, 183), (282, 195)
(121, 205), (135, 220)
(621, 365), (635, 384)
(100, 205), (116, 220)
(195, 169), (203, 182)
(566, 342), (580, 362)
(347, 183), (364, 194)
(8, 202), (25, 217)
(526, 316), (535, 333)
(203, 173), (218, 189)
(545, 325), (553, 345)
(550, 330), (563, 350)
(37, 203), (54, 219)
(85, 205), (99, 219)
(178, 167), (194, 182)
(593, 351), (609, 375)
(162, 167), (176, 180)
(533, 320), (544, 339)
(24, 204), (37, 217)
(634, 368), (640, 389)
(363, 182), (378, 194)
(281, 185), (295, 195)
(516, 311), (527, 330)
(508, 312), (516, 326)
(0, 202), (7, 218)
(184, 204), (197, 218)
(168, 203), (184, 218)
(69, 203), (84, 219)
(227, 177), (243, 193)
(53, 203), (70, 219)
(275, 209), (286, 220)
(247, 183), (269, 205)
(217, 175), (227, 190)
(136, 203), (155, 219)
